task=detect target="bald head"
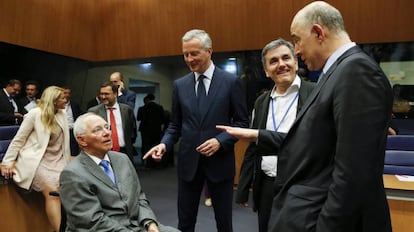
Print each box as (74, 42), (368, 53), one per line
(290, 1), (351, 71)
(292, 1), (347, 36)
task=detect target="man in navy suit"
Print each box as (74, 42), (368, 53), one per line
(218, 2), (392, 232)
(110, 71), (136, 109)
(144, 29), (249, 232)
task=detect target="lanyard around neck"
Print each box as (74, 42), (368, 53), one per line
(271, 92), (299, 132)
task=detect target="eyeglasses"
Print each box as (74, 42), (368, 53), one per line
(91, 124), (111, 135)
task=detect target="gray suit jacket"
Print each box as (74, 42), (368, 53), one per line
(88, 103), (137, 158)
(60, 151), (156, 231)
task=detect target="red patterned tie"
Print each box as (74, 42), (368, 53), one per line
(109, 107), (120, 151)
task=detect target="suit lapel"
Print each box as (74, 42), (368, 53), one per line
(108, 152), (124, 190)
(198, 69), (223, 123)
(294, 46), (361, 124)
(79, 152), (118, 189)
(181, 74), (200, 121)
(119, 104), (126, 132)
(257, 92), (271, 128)
(55, 111), (66, 130)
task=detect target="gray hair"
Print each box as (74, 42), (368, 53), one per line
(300, 1), (346, 33)
(73, 112), (98, 137)
(182, 29), (212, 49)
(261, 38), (295, 67)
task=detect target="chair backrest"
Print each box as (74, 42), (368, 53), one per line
(386, 135), (414, 151)
(392, 119), (414, 135)
(0, 125), (20, 162)
(384, 135), (414, 175)
(384, 150), (414, 175)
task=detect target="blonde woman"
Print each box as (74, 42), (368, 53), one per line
(1, 86), (70, 231)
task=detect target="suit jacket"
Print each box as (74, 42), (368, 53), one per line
(88, 103), (137, 157)
(0, 90), (25, 125)
(137, 101), (164, 135)
(17, 96), (38, 114)
(235, 79), (315, 209)
(86, 97), (101, 110)
(118, 89), (136, 109)
(161, 67), (249, 182)
(68, 100), (83, 120)
(2, 107), (71, 189)
(260, 46), (392, 232)
(59, 151), (157, 231)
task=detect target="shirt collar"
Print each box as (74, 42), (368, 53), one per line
(270, 75), (301, 98)
(194, 62), (215, 81)
(3, 89), (11, 98)
(106, 102), (120, 110)
(85, 152), (111, 166)
(323, 42), (356, 74)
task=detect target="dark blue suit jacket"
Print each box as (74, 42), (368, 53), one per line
(161, 67), (249, 182)
(118, 89), (136, 109)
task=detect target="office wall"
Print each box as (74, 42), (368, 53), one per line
(0, 0), (412, 61)
(0, 0), (96, 60)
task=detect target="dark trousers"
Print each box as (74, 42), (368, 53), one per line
(141, 132), (161, 168)
(257, 172), (275, 232)
(177, 167), (233, 232)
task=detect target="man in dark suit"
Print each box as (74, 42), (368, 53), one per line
(110, 71), (136, 109)
(235, 39), (315, 232)
(0, 79), (24, 125)
(63, 86), (83, 156)
(88, 82), (137, 162)
(18, 80), (40, 114)
(144, 29), (249, 232)
(137, 93), (165, 168)
(218, 2), (392, 232)
(59, 113), (179, 232)
(86, 91), (102, 110)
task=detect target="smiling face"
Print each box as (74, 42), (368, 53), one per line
(99, 85), (117, 107)
(54, 93), (67, 110)
(6, 83), (21, 97)
(263, 45), (298, 92)
(182, 38), (212, 74)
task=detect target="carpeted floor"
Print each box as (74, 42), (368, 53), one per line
(136, 164), (258, 232)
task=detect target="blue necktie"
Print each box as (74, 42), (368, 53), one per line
(317, 72), (325, 84)
(100, 160), (116, 184)
(197, 75), (207, 118)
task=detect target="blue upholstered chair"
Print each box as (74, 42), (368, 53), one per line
(384, 135), (414, 175)
(0, 125), (20, 162)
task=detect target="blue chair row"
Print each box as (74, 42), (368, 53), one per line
(0, 125), (20, 162)
(384, 135), (414, 176)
